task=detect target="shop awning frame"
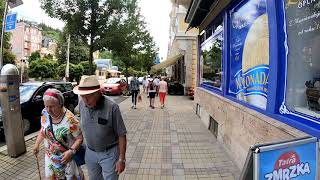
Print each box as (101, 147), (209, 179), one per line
(151, 54), (184, 71)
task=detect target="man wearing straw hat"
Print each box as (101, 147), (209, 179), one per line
(73, 75), (127, 180)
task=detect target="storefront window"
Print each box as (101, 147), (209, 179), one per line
(228, 0), (269, 110)
(200, 31), (223, 89)
(284, 0), (320, 117)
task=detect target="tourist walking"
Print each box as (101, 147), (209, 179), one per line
(159, 77), (168, 108)
(32, 89), (84, 180)
(73, 75), (127, 180)
(147, 78), (157, 109)
(129, 75), (140, 109)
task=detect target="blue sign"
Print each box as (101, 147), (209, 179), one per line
(228, 0), (269, 109)
(5, 13), (17, 32)
(258, 138), (318, 180)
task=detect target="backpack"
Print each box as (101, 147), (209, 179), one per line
(149, 81), (154, 90)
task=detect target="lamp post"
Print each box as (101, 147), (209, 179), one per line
(20, 57), (26, 83)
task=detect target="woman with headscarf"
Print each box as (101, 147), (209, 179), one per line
(32, 88), (84, 180)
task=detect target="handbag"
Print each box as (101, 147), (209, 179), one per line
(49, 113), (86, 166)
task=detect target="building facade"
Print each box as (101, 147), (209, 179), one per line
(186, 0), (319, 170)
(153, 0), (198, 93)
(10, 22), (42, 64)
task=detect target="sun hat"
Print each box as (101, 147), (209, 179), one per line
(73, 75), (101, 95)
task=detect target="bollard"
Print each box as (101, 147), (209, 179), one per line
(0, 64), (26, 157)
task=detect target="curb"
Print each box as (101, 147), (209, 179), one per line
(0, 131), (39, 153)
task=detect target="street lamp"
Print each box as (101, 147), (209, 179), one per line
(20, 57), (26, 83)
(0, 0), (23, 70)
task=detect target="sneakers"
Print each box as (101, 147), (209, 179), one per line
(134, 105), (137, 109)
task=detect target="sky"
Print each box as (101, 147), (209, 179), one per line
(11, 0), (172, 60)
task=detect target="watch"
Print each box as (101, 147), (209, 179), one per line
(69, 148), (76, 155)
(118, 158), (126, 163)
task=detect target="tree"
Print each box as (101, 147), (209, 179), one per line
(56, 28), (89, 65)
(29, 51), (41, 62)
(106, 0), (157, 77)
(40, 0), (128, 75)
(58, 64), (84, 82)
(0, 1), (16, 65)
(79, 61), (97, 75)
(38, 23), (62, 42)
(29, 59), (59, 79)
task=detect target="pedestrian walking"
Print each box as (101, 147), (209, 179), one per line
(32, 88), (84, 180)
(154, 76), (160, 96)
(147, 78), (157, 109)
(73, 75), (127, 180)
(129, 75), (140, 109)
(142, 77), (148, 93)
(159, 77), (168, 108)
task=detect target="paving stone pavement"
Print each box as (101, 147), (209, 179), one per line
(0, 94), (240, 180)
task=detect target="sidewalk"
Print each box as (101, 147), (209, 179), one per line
(0, 94), (240, 180)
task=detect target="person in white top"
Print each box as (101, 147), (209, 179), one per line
(158, 77), (168, 108)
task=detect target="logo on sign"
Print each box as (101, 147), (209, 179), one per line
(264, 151), (311, 179)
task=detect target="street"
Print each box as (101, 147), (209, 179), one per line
(0, 95), (128, 148)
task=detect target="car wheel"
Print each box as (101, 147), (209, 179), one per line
(23, 118), (31, 135)
(68, 104), (75, 113)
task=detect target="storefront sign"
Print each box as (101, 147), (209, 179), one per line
(255, 137), (318, 180)
(229, 0), (269, 109)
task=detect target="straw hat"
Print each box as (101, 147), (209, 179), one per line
(73, 75), (101, 95)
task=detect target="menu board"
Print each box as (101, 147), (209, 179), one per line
(229, 0), (269, 109)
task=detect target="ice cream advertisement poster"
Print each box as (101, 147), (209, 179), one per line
(229, 0), (269, 109)
(258, 140), (317, 180)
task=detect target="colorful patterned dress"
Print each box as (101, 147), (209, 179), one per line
(41, 109), (83, 180)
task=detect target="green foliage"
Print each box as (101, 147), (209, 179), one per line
(100, 51), (113, 59)
(105, 0), (157, 74)
(127, 67), (147, 77)
(57, 29), (89, 65)
(79, 61), (97, 75)
(1, 1), (16, 65)
(29, 59), (59, 79)
(58, 64), (84, 82)
(3, 49), (15, 65)
(40, 0), (128, 75)
(38, 23), (62, 42)
(44, 54), (53, 60)
(29, 51), (41, 62)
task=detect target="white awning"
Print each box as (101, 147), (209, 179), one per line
(151, 54), (184, 71)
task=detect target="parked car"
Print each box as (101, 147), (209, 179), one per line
(0, 81), (78, 139)
(102, 78), (128, 95)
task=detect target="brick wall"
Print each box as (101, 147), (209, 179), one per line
(194, 87), (307, 169)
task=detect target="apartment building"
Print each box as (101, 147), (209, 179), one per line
(10, 22), (42, 64)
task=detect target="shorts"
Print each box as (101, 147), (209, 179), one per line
(149, 92), (156, 98)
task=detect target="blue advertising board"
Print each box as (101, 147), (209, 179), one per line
(5, 13), (17, 32)
(254, 137), (318, 180)
(228, 0), (269, 110)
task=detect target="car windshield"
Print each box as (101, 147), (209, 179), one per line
(20, 85), (39, 103)
(106, 78), (120, 84)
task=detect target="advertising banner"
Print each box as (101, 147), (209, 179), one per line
(229, 0), (269, 109)
(255, 137), (318, 180)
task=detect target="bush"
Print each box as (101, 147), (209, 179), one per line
(29, 59), (59, 79)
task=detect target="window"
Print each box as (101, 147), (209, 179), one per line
(209, 116), (218, 138)
(228, 0), (269, 110)
(284, 0), (320, 117)
(200, 30), (223, 89)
